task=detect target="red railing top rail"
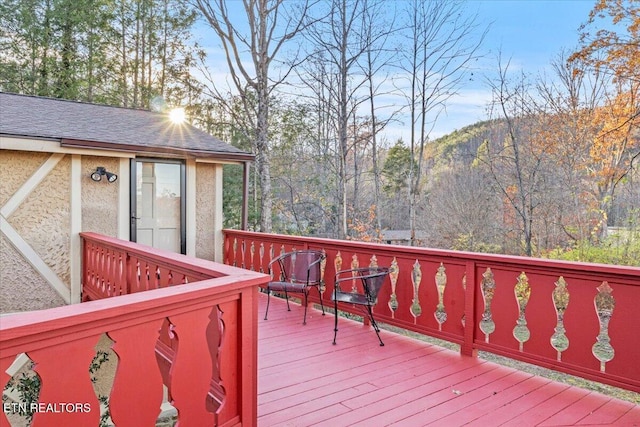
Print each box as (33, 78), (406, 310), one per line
(224, 230), (640, 282)
(0, 273), (264, 350)
(81, 231), (250, 279)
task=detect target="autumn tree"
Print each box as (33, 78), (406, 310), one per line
(534, 52), (605, 247)
(570, 0), (640, 235)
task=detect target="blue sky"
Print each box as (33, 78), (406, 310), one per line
(195, 0), (600, 140)
(426, 0), (598, 138)
(476, 0), (594, 70)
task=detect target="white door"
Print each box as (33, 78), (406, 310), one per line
(134, 161), (183, 253)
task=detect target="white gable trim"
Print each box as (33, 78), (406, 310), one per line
(0, 136), (134, 158)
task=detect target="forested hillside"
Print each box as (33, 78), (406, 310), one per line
(1, 0), (638, 265)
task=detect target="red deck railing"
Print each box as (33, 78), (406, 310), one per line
(224, 229), (640, 394)
(1, 232), (268, 427)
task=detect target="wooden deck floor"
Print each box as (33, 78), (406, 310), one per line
(257, 293), (640, 426)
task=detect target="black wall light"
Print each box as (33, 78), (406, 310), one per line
(90, 167), (118, 183)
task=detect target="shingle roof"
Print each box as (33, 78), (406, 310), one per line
(0, 92), (253, 161)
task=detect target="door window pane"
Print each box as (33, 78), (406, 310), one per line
(135, 161), (182, 253)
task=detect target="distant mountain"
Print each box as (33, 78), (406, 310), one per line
(430, 119), (501, 168)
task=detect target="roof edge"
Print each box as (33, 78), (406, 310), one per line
(60, 138), (255, 162)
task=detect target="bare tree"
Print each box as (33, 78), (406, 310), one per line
(482, 56), (557, 256)
(426, 167), (502, 252)
(194, 0), (312, 232)
(299, 0), (398, 238)
(400, 0), (486, 246)
(359, 0), (399, 232)
(299, 0), (369, 238)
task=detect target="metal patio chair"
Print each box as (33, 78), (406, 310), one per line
(264, 250), (326, 324)
(332, 266), (390, 346)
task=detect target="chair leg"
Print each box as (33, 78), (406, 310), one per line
(284, 289), (291, 311)
(264, 289), (271, 320)
(332, 298), (339, 345)
(302, 290), (308, 325)
(367, 305), (384, 346)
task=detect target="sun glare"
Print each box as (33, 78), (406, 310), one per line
(169, 107), (186, 124)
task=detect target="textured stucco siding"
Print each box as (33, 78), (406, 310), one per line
(0, 235), (66, 312)
(1, 151), (122, 313)
(1, 150), (69, 312)
(82, 156), (119, 237)
(196, 162), (216, 260)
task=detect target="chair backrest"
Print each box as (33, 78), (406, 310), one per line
(335, 267), (389, 304)
(277, 250), (325, 285)
(355, 267), (389, 303)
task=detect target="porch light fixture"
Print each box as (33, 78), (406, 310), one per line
(90, 167), (118, 183)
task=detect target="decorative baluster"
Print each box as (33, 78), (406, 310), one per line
(167, 307), (216, 426)
(113, 251), (122, 295)
(105, 249), (112, 296)
(410, 260), (422, 322)
(434, 263), (447, 331)
(154, 265), (162, 289)
(144, 263), (152, 291)
(108, 321), (164, 426)
(480, 268), (496, 343)
(29, 336), (101, 426)
(240, 240), (246, 269)
(290, 251), (298, 281)
(1, 356), (15, 426)
(250, 241), (255, 271)
(461, 273), (467, 327)
(351, 254), (360, 292)
(513, 272), (531, 351)
(98, 246), (106, 295)
(592, 281), (615, 372)
(232, 237), (238, 267)
(551, 276), (570, 361)
(334, 251), (343, 274)
(369, 255), (378, 268)
(259, 243), (265, 273)
(268, 244), (275, 280)
(320, 250), (327, 294)
(109, 249), (117, 295)
(388, 258), (399, 317)
(130, 257), (140, 292)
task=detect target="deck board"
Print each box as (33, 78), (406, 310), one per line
(257, 293), (640, 426)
